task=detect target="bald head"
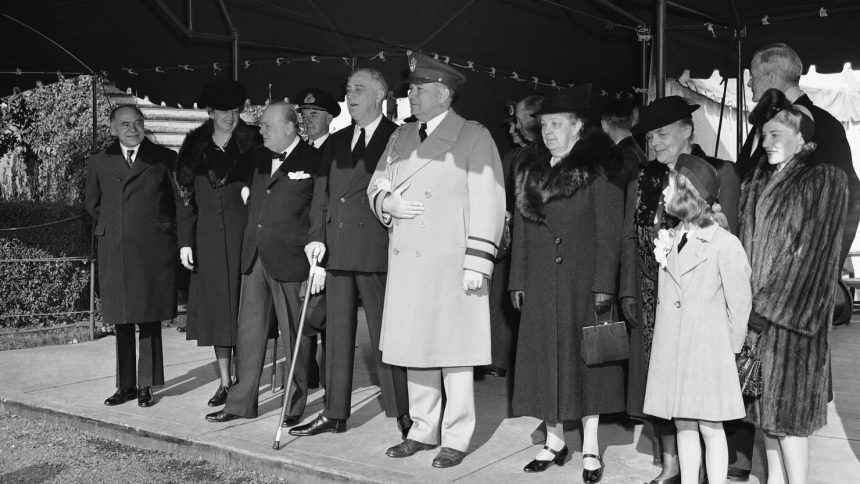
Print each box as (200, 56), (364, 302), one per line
(260, 101), (299, 152)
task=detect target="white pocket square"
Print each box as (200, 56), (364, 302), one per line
(288, 171), (311, 180)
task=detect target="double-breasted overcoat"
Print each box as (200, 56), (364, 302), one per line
(643, 223), (751, 421)
(85, 138), (179, 324)
(368, 110), (505, 368)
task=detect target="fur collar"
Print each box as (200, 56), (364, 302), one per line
(175, 119), (261, 187)
(515, 132), (615, 223)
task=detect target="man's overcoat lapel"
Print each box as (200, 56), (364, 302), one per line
(393, 111), (465, 186)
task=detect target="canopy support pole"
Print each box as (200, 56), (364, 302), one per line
(736, 27), (745, 159)
(640, 33), (650, 106)
(655, 0), (666, 98)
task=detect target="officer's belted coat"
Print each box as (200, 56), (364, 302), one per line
(85, 138), (179, 324)
(368, 110), (505, 368)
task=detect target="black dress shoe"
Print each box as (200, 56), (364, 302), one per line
(104, 387), (137, 406)
(206, 410), (240, 422)
(207, 385), (229, 407)
(649, 474), (681, 484)
(137, 386), (155, 407)
(281, 414), (301, 427)
(432, 447), (467, 468)
(289, 415), (346, 436)
(582, 453), (604, 483)
(385, 439), (437, 458)
(483, 365), (507, 377)
(726, 468), (750, 482)
(523, 445), (569, 472)
(396, 414), (413, 440)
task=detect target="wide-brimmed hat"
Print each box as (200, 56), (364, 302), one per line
(631, 96), (699, 134)
(198, 79), (247, 111)
(403, 52), (467, 90)
(674, 153), (720, 204)
(532, 84), (593, 117)
(295, 88), (341, 117)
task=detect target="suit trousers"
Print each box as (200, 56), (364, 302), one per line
(489, 256), (517, 370)
(323, 270), (409, 420)
(225, 256), (310, 418)
(115, 322), (164, 389)
(407, 367), (475, 452)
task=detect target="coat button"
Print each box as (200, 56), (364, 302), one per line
(338, 222), (344, 228)
(674, 301), (681, 308)
(266, 189), (271, 194)
(555, 256), (563, 264)
(393, 248), (399, 255)
(419, 221), (425, 228)
(257, 224), (262, 229)
(340, 197), (346, 203)
(554, 237), (562, 245)
(415, 250), (422, 257)
(424, 191), (432, 198)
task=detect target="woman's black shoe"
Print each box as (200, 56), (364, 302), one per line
(207, 385), (229, 407)
(582, 453), (604, 483)
(523, 445), (568, 472)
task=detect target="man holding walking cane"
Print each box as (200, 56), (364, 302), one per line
(206, 101), (323, 426)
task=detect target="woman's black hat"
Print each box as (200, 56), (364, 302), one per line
(532, 84), (593, 117)
(198, 79), (248, 111)
(631, 95), (699, 134)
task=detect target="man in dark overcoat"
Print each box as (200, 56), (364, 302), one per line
(85, 105), (179, 408)
(729, 42), (859, 482)
(290, 68), (411, 438)
(205, 102), (322, 425)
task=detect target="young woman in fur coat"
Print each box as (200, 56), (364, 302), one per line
(509, 86), (624, 483)
(739, 89), (848, 484)
(643, 154), (752, 484)
(174, 79), (260, 407)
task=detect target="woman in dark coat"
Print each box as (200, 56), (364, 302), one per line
(739, 89), (847, 484)
(509, 86), (624, 483)
(175, 79), (259, 407)
(619, 95), (741, 484)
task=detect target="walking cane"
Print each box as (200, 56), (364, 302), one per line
(273, 254), (318, 450)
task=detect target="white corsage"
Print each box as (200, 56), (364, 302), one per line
(373, 177), (392, 194)
(288, 171), (310, 180)
(653, 228), (675, 270)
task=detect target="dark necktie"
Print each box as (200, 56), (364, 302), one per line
(352, 127), (366, 162)
(126, 149), (135, 168)
(271, 151), (288, 161)
(419, 123), (428, 142)
(677, 232), (689, 252)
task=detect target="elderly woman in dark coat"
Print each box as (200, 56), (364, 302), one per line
(740, 88), (847, 484)
(175, 79), (260, 407)
(619, 96), (742, 484)
(509, 86), (624, 483)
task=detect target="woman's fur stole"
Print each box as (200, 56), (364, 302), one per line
(740, 148), (848, 435)
(516, 131), (620, 223)
(175, 119), (261, 191)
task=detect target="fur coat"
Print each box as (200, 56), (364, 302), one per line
(509, 132), (626, 421)
(739, 148), (848, 436)
(175, 119), (260, 196)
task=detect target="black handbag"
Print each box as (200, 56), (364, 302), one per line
(736, 332), (763, 398)
(581, 305), (629, 366)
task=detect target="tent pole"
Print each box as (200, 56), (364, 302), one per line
(640, 34), (650, 106)
(232, 29), (239, 81)
(655, 0), (666, 98)
(736, 28), (744, 159)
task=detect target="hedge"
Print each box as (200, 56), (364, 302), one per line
(0, 200), (95, 329)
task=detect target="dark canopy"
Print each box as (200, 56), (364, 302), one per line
(4, 0), (859, 145)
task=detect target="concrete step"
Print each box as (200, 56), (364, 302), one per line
(145, 119), (203, 135)
(146, 133), (186, 151)
(139, 106), (209, 121)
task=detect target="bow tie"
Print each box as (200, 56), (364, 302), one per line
(271, 151), (288, 161)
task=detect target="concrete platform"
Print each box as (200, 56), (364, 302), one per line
(1, 313), (858, 483)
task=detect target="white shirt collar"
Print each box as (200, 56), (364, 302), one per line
(422, 110), (449, 136)
(352, 114), (384, 149)
(271, 136), (301, 176)
(309, 132), (329, 149)
(120, 143), (140, 162)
